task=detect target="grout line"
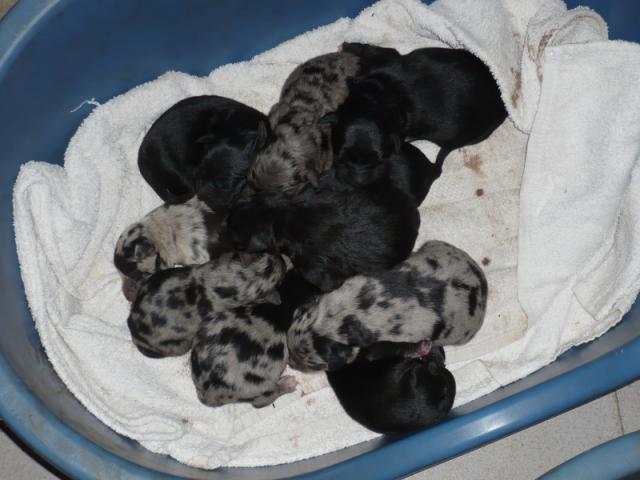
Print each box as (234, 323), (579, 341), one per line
(613, 389), (626, 435)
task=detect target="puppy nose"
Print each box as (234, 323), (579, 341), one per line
(122, 278), (140, 302)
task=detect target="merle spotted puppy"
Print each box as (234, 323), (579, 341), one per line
(226, 179), (419, 293)
(127, 252), (288, 358)
(113, 197), (231, 302)
(287, 240), (487, 372)
(324, 42), (507, 172)
(191, 302), (297, 408)
(334, 139), (442, 207)
(138, 95), (270, 207)
(327, 345), (455, 433)
(248, 51), (360, 194)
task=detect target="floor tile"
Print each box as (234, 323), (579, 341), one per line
(616, 379), (640, 434)
(409, 393), (623, 480)
(0, 426), (59, 480)
(0, 0), (16, 19)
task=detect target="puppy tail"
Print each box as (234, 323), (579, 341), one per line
(434, 148), (451, 169)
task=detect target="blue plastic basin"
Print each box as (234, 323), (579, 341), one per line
(1, 1), (639, 479)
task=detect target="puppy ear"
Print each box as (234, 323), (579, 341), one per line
(318, 112), (338, 126)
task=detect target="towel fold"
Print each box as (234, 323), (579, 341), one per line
(13, 0), (639, 469)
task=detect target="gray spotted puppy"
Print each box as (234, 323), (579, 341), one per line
(191, 302), (297, 408)
(287, 240), (488, 372)
(248, 51), (360, 193)
(127, 252), (288, 358)
(114, 197), (228, 302)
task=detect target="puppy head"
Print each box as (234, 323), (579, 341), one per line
(114, 223), (166, 301)
(409, 354), (456, 422)
(201, 252), (289, 309)
(195, 118), (271, 209)
(321, 113), (399, 186)
(225, 194), (280, 253)
(196, 143), (249, 209)
(248, 126), (320, 194)
(328, 353), (455, 433)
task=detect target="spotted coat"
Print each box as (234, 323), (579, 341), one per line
(127, 253), (288, 358)
(287, 241), (488, 371)
(248, 51), (360, 193)
(191, 303), (296, 409)
(113, 197), (226, 301)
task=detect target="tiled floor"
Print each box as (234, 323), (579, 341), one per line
(1, 1), (638, 479)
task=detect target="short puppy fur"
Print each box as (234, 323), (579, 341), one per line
(287, 240), (487, 371)
(334, 139), (442, 207)
(114, 197), (228, 302)
(138, 95), (269, 207)
(127, 252), (288, 358)
(327, 43), (507, 169)
(327, 346), (455, 433)
(226, 180), (420, 293)
(248, 51), (360, 194)
(191, 302), (297, 408)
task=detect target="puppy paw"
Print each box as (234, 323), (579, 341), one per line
(277, 375), (299, 393)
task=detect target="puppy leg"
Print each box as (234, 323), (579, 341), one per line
(251, 375), (298, 408)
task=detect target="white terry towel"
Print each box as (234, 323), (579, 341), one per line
(12, 0), (640, 470)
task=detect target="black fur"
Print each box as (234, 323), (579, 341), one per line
(326, 346), (455, 433)
(328, 43), (507, 171)
(226, 179), (420, 292)
(138, 95), (270, 208)
(276, 269), (322, 310)
(332, 138), (441, 207)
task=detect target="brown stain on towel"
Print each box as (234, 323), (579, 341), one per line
(463, 150), (485, 177)
(510, 67), (522, 108)
(527, 31), (555, 81)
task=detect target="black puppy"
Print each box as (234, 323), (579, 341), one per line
(327, 345), (455, 434)
(138, 95), (269, 208)
(277, 269), (323, 310)
(326, 43), (507, 169)
(334, 139), (442, 207)
(226, 181), (420, 292)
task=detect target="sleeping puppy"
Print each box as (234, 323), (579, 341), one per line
(287, 240), (487, 372)
(226, 180), (420, 293)
(327, 345), (455, 433)
(114, 197), (229, 302)
(326, 43), (507, 169)
(191, 302), (297, 408)
(138, 95), (269, 207)
(248, 51), (360, 194)
(334, 139), (443, 207)
(127, 252), (288, 358)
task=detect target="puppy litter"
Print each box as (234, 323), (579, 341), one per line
(13, 0), (640, 470)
